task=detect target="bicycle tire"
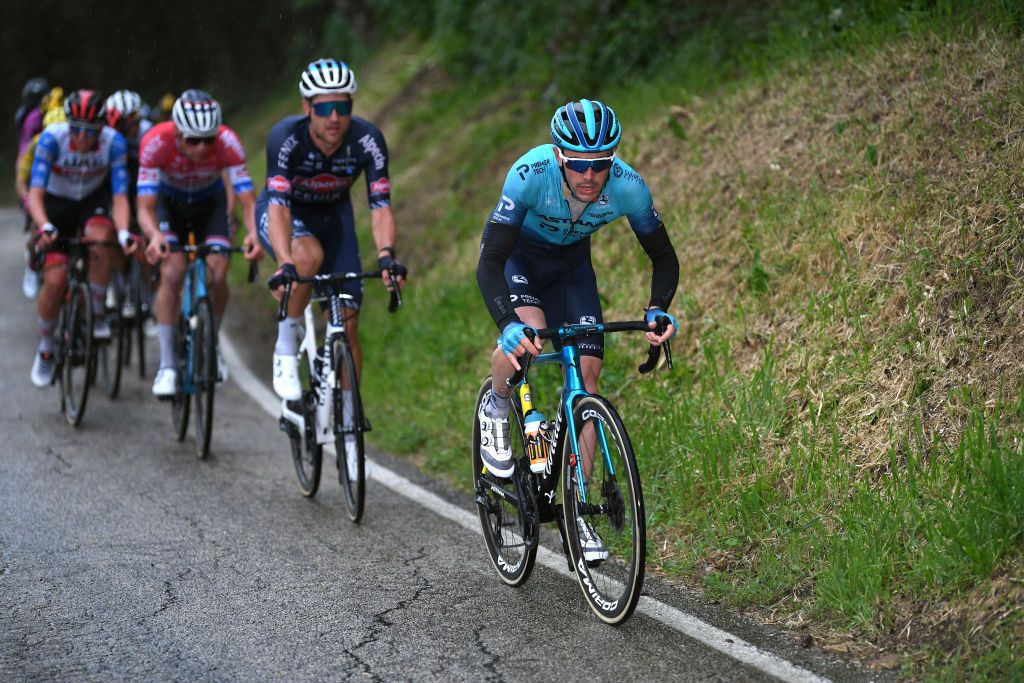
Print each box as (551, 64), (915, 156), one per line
(472, 377), (538, 586)
(288, 353), (322, 497)
(333, 335), (365, 523)
(561, 394), (645, 625)
(192, 298), (216, 459)
(97, 281), (124, 399)
(171, 315), (190, 441)
(61, 282), (93, 427)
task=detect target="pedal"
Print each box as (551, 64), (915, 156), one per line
(278, 416), (299, 438)
(362, 416), (372, 432)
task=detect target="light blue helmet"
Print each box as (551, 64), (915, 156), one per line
(549, 99), (621, 152)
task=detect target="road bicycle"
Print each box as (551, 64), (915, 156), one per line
(472, 317), (673, 625)
(165, 239), (256, 459)
(45, 237), (122, 426)
(119, 255), (154, 379)
(277, 269), (401, 523)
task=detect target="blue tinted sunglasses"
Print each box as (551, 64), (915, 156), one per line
(557, 148), (615, 173)
(311, 99), (353, 117)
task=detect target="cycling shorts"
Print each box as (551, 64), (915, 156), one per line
(157, 189), (231, 248)
(505, 237), (604, 358)
(41, 188), (113, 267)
(255, 192), (363, 309)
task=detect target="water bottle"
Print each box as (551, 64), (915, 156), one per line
(524, 409), (549, 473)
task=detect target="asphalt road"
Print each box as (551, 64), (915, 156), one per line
(0, 209), (891, 682)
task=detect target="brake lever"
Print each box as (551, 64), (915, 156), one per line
(386, 270), (401, 313)
(247, 260), (258, 284)
(277, 282), (292, 321)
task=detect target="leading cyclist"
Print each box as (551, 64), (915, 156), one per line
(259, 58), (407, 401)
(475, 99), (680, 559)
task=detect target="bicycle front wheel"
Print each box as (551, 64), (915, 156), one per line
(472, 377), (538, 587)
(333, 335), (365, 523)
(170, 315), (190, 442)
(288, 352), (322, 497)
(61, 283), (93, 427)
(192, 299), (216, 459)
(97, 281), (124, 399)
(561, 395), (645, 625)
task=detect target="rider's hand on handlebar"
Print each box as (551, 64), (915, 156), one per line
(118, 229), (139, 256)
(267, 263), (298, 301)
(145, 233), (169, 265)
(35, 222), (58, 250)
(242, 231), (264, 262)
(378, 253), (407, 290)
(644, 307), (677, 346)
(499, 321), (543, 371)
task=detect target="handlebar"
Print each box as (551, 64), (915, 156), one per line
(276, 268), (403, 321)
(163, 242), (259, 283)
(513, 315), (674, 384)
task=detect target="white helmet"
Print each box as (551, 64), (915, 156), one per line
(105, 90), (142, 131)
(172, 89), (222, 137)
(299, 58), (357, 98)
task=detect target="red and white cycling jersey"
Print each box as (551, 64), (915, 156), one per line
(137, 121), (253, 202)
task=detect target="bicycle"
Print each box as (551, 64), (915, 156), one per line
(164, 239), (256, 459)
(277, 269), (401, 523)
(120, 254), (154, 379)
(472, 317), (673, 625)
(43, 236), (123, 426)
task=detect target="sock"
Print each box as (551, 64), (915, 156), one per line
(485, 389), (511, 419)
(274, 316), (302, 355)
(38, 318), (56, 354)
(158, 324), (176, 370)
(89, 282), (106, 315)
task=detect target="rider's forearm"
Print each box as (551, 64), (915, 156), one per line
(136, 195), (160, 241)
(112, 194), (130, 233)
(267, 202), (293, 263)
(369, 206), (397, 257)
(238, 190), (257, 235)
(27, 187), (48, 229)
(637, 222), (679, 310)
(477, 220), (522, 330)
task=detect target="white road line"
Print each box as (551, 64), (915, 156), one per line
(221, 335), (832, 683)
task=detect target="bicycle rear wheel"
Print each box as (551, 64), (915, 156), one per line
(287, 352), (322, 497)
(61, 283), (93, 427)
(192, 298), (216, 459)
(170, 315), (190, 441)
(472, 377), (538, 586)
(333, 335), (365, 523)
(561, 395), (645, 625)
(96, 281), (124, 399)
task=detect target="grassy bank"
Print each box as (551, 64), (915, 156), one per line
(233, 4), (1024, 678)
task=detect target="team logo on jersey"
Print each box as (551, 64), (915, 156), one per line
(580, 315), (597, 325)
(598, 195), (609, 206)
(267, 175), (291, 193)
(500, 195), (515, 211)
(369, 177), (390, 194)
(292, 173), (347, 193)
(512, 274), (528, 285)
(358, 133), (386, 171)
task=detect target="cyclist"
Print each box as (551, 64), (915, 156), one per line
(259, 58), (406, 403)
(18, 86), (65, 299)
(137, 89), (262, 397)
(26, 89), (136, 388)
(475, 99), (680, 560)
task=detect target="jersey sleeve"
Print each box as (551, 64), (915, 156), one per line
(487, 152), (535, 227)
(615, 163), (661, 236)
(216, 127), (254, 195)
(358, 125), (391, 210)
(264, 122), (295, 208)
(108, 131), (130, 196)
(136, 128), (165, 197)
(29, 128), (59, 190)
(18, 135), (39, 183)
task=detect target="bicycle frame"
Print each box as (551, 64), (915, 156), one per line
(178, 255), (210, 397)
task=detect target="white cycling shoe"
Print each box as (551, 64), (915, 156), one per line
(30, 351), (55, 388)
(93, 317), (112, 341)
(22, 269), (40, 300)
(216, 346), (228, 384)
(152, 367), (178, 397)
(273, 354), (301, 401)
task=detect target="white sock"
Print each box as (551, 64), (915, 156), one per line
(274, 316), (302, 355)
(158, 324), (176, 370)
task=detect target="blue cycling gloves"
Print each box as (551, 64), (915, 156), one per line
(499, 321), (532, 355)
(645, 307), (677, 337)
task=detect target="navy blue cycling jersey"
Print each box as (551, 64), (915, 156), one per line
(263, 115), (391, 210)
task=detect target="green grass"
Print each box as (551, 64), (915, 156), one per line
(230, 2), (1024, 678)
